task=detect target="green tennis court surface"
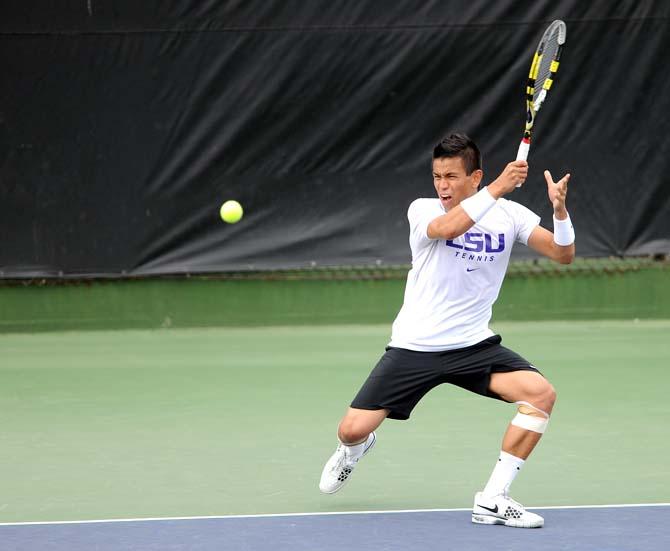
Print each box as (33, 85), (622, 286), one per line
(1, 320), (668, 523)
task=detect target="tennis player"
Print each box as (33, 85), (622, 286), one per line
(319, 133), (574, 528)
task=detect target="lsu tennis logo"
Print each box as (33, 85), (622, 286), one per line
(446, 232), (506, 253)
(446, 232), (506, 263)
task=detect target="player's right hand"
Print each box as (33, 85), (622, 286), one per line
(489, 161), (528, 197)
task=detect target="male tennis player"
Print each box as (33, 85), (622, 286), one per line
(319, 133), (574, 528)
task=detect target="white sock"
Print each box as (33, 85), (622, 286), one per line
(482, 451), (525, 498)
(341, 435), (370, 462)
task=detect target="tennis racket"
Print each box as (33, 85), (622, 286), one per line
(515, 20), (567, 179)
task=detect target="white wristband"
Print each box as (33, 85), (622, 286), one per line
(553, 214), (575, 246)
(460, 187), (496, 223)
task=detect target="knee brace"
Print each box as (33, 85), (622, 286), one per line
(510, 401), (550, 434)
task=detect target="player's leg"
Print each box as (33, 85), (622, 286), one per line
(319, 407), (387, 494)
(489, 370), (556, 459)
(473, 370), (555, 528)
(338, 406), (389, 445)
(320, 347), (442, 494)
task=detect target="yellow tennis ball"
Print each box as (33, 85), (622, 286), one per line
(220, 200), (243, 224)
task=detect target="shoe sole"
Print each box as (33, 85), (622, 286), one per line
(472, 513), (543, 529)
(319, 433), (377, 495)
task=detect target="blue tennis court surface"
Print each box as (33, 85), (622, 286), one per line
(2, 504), (667, 551)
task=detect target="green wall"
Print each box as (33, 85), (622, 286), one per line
(1, 264), (668, 333)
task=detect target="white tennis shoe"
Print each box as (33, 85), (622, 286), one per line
(319, 432), (376, 494)
(472, 491), (544, 528)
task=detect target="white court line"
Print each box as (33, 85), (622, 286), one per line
(0, 502), (668, 527)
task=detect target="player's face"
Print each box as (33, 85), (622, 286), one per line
(432, 157), (482, 210)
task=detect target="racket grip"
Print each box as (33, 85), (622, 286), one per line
(516, 139), (529, 161)
(515, 140), (530, 188)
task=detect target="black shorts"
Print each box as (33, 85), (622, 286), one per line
(350, 335), (540, 420)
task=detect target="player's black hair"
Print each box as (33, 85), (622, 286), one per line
(432, 133), (482, 175)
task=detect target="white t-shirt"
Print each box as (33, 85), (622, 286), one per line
(389, 196), (540, 351)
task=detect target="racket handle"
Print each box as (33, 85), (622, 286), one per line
(515, 139), (530, 187)
(516, 139), (530, 161)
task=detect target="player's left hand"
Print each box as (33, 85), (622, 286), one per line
(544, 170), (570, 213)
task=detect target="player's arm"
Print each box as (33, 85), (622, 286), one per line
(527, 170), (575, 264)
(426, 203), (480, 240)
(427, 161), (528, 239)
